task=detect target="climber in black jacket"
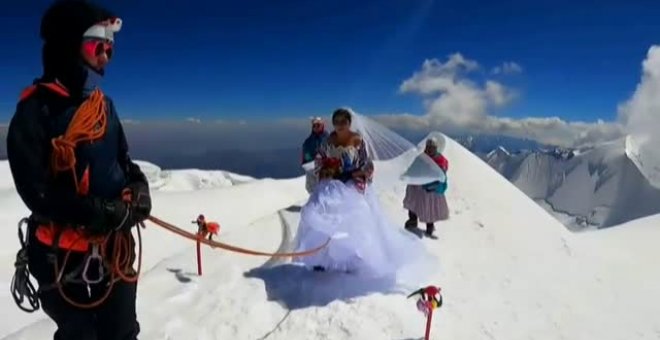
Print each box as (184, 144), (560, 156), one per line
(6, 1), (150, 339)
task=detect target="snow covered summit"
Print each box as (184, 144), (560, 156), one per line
(0, 133), (658, 339)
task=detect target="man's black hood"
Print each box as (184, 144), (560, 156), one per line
(39, 0), (115, 96)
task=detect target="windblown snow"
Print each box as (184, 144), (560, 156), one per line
(0, 133), (658, 339)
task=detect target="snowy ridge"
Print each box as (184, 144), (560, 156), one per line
(0, 160), (255, 193)
(133, 160), (255, 191)
(482, 137), (660, 229)
(0, 133), (658, 339)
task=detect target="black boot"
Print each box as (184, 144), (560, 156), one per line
(425, 223), (435, 236)
(405, 211), (418, 229)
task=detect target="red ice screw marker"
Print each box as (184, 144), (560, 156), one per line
(191, 214), (222, 276)
(196, 236), (202, 276)
(408, 286), (442, 340)
(192, 214), (206, 276)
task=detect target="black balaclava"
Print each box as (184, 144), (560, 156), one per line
(39, 0), (115, 97)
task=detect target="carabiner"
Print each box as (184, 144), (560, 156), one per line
(17, 217), (29, 248)
(82, 245), (104, 284)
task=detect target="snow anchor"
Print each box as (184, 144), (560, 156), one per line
(191, 214), (220, 276)
(408, 285), (443, 340)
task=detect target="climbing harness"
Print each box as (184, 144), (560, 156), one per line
(50, 195), (144, 309)
(11, 213), (330, 311)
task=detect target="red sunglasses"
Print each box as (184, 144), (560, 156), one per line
(82, 39), (113, 59)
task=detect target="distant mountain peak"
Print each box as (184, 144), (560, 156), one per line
(486, 146), (511, 159)
(452, 133), (547, 156)
(479, 138), (660, 230)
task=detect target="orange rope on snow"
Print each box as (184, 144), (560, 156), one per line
(147, 215), (330, 258)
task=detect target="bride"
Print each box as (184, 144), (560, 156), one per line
(292, 108), (434, 282)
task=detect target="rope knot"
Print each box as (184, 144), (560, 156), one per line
(52, 136), (76, 147)
(51, 137), (77, 172)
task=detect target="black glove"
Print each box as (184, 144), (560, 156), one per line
(124, 161), (151, 222)
(103, 199), (135, 232)
(125, 181), (151, 223)
(82, 198), (132, 236)
(83, 184), (151, 236)
(99, 187), (149, 233)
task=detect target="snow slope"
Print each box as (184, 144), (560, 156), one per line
(484, 137), (660, 230)
(1, 133), (659, 339)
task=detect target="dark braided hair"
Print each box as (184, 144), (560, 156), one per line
(332, 108), (352, 125)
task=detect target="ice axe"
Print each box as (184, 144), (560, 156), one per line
(408, 285), (442, 340)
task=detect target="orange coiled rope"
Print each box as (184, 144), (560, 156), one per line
(47, 88), (141, 309)
(50, 89), (107, 193)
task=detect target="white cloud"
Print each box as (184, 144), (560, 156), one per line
(374, 114), (622, 147)
(393, 53), (622, 147)
(399, 53), (479, 96)
(185, 117), (202, 124)
(478, 117), (622, 147)
(400, 53), (515, 128)
(617, 45), (660, 186)
(618, 45), (660, 135)
(485, 81), (515, 106)
(491, 62), (523, 75)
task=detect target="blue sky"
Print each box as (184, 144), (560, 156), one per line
(1, 0), (659, 127)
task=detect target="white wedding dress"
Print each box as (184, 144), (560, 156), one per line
(292, 136), (435, 284)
